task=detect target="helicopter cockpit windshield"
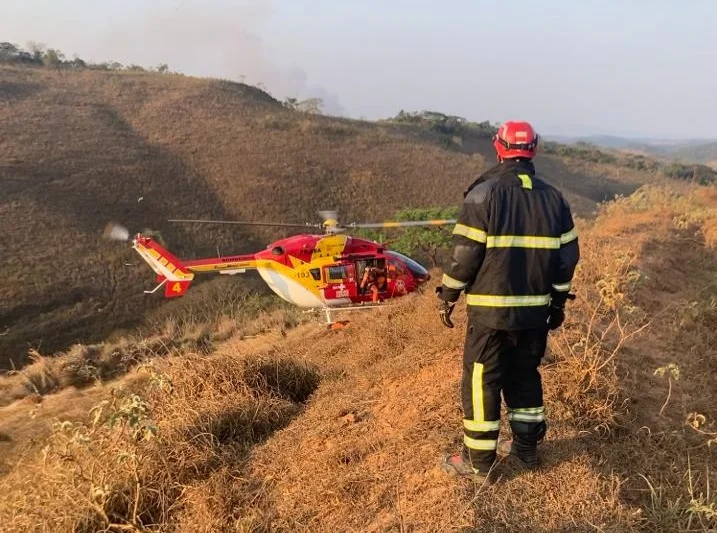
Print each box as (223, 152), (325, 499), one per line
(384, 251), (430, 281)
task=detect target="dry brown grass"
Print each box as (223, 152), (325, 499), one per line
(0, 65), (667, 368)
(3, 185), (716, 531)
(0, 351), (320, 532)
(0, 278), (303, 409)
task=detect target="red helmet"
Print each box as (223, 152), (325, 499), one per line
(493, 121), (539, 160)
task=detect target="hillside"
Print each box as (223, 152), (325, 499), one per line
(0, 185), (716, 531)
(1, 66), (665, 367)
(668, 141), (717, 168)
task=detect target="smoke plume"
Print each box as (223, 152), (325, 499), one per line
(100, 1), (343, 114)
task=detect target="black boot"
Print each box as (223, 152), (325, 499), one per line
(497, 437), (538, 469)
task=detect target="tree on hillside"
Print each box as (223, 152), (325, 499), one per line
(283, 97), (299, 110)
(0, 42), (18, 60)
(389, 110), (497, 139)
(42, 48), (65, 70)
(27, 41), (46, 62)
(68, 55), (87, 69)
(0, 42), (41, 65)
(663, 162), (717, 185)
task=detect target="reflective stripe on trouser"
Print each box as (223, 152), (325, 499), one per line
(461, 329), (501, 470)
(462, 362), (499, 467)
(507, 406), (547, 446)
(461, 323), (548, 469)
(508, 406), (545, 423)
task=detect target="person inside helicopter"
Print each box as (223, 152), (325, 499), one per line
(359, 259), (388, 303)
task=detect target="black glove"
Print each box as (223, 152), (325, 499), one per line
(547, 304), (565, 330)
(547, 293), (575, 330)
(435, 287), (456, 328)
(439, 300), (456, 328)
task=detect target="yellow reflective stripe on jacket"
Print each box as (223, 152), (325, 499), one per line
(463, 419), (500, 432)
(560, 228), (578, 244)
(518, 173), (533, 190)
(552, 281), (572, 292)
(454, 225), (574, 248)
(486, 235), (561, 249)
(466, 294), (551, 307)
(442, 274), (468, 290)
(453, 224), (487, 243)
(463, 436), (498, 450)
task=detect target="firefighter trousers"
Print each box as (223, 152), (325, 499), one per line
(461, 321), (548, 470)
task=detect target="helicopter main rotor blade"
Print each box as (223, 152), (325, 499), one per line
(168, 219), (322, 229)
(345, 219), (457, 229)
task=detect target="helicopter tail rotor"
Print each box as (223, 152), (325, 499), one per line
(103, 221), (130, 242)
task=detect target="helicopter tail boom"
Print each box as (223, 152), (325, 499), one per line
(132, 235), (195, 298)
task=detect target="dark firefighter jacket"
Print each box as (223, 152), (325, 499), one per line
(440, 159), (580, 330)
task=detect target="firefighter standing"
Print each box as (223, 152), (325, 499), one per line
(437, 121), (580, 481)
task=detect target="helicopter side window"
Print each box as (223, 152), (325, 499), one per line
(326, 265), (350, 282)
(309, 268), (321, 281)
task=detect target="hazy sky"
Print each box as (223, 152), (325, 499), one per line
(3, 0), (717, 138)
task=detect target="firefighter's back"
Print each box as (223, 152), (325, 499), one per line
(464, 161), (575, 330)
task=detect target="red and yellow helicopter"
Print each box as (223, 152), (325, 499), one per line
(105, 211), (456, 326)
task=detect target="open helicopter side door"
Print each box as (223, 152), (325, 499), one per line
(320, 263), (358, 303)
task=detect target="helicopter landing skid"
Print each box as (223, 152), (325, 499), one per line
(303, 304), (385, 328)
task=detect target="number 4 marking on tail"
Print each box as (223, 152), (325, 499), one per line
(172, 282), (182, 293)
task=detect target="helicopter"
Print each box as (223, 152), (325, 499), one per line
(105, 210), (456, 326)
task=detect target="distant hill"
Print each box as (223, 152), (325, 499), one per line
(546, 134), (658, 151)
(0, 65), (673, 366)
(548, 134), (717, 167)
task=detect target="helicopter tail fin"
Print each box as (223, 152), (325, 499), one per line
(132, 235), (195, 298)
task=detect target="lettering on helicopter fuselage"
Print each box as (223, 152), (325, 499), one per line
(213, 262), (252, 270)
(306, 248), (340, 256)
